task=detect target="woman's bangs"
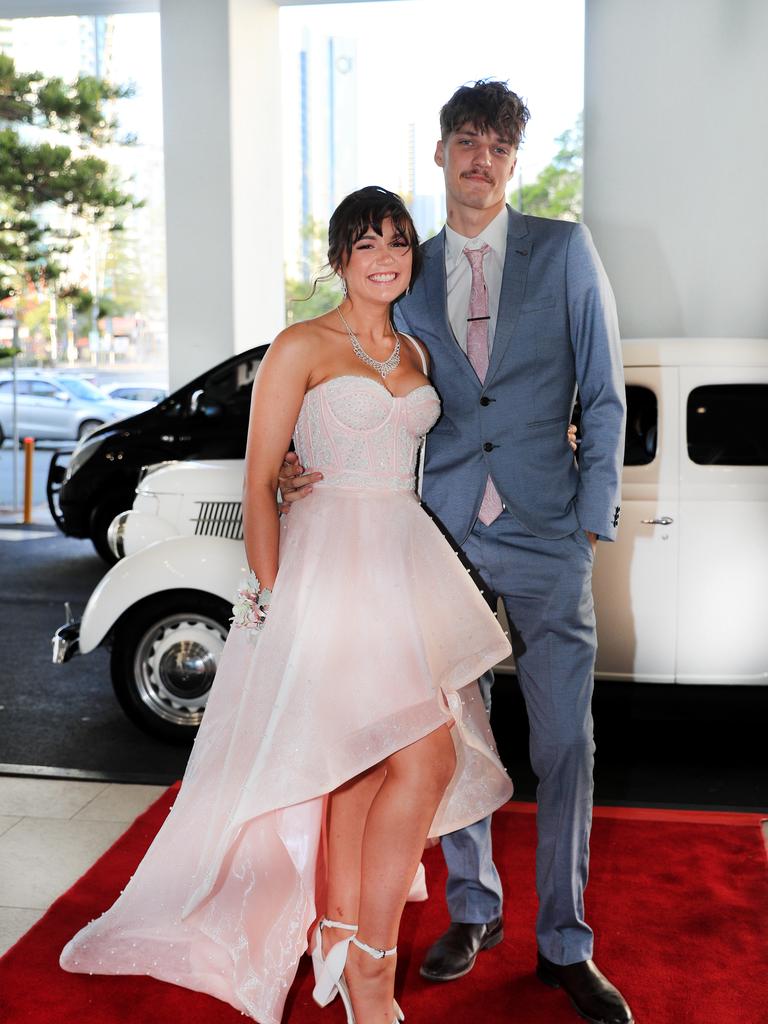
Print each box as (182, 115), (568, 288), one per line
(348, 205), (413, 252)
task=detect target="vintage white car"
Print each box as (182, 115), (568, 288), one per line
(52, 338), (768, 740)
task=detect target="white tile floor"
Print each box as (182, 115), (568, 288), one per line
(0, 777), (163, 957)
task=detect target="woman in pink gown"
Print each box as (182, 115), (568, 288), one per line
(60, 187), (513, 1024)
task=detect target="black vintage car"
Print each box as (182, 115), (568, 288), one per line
(47, 345), (268, 561)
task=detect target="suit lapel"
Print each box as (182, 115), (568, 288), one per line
(421, 231), (480, 388)
(486, 206), (531, 383)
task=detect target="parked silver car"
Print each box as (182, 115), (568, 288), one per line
(101, 382), (168, 405)
(0, 370), (141, 442)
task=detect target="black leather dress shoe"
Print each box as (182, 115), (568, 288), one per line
(419, 918), (504, 981)
(536, 952), (634, 1024)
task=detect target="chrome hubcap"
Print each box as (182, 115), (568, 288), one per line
(134, 613), (227, 727)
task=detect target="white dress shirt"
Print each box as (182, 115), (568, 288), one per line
(444, 206), (509, 354)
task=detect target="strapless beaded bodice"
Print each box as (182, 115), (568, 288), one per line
(293, 375), (440, 492)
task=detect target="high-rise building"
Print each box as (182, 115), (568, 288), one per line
(79, 14), (114, 79)
(327, 37), (357, 217)
(405, 121), (443, 241)
(286, 30), (359, 280)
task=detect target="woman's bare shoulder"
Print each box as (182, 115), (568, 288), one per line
(265, 317), (331, 367)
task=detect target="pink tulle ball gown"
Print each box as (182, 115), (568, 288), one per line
(60, 369), (513, 1023)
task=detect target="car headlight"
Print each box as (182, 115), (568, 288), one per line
(107, 511), (130, 559)
(108, 508), (179, 559)
(64, 435), (104, 481)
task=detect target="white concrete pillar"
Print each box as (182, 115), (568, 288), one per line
(160, 0), (283, 388)
(584, 0), (768, 339)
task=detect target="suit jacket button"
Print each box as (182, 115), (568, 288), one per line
(480, 396), (491, 406)
(483, 442), (493, 452)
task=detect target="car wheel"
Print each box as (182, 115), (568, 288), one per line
(78, 419), (104, 440)
(111, 591), (231, 742)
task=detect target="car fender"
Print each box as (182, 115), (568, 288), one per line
(80, 535), (248, 653)
(74, 409), (105, 431)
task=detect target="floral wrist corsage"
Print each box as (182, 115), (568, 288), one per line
(231, 570), (272, 633)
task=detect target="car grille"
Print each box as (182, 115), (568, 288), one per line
(192, 501), (244, 540)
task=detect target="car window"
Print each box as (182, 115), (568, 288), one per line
(687, 384), (768, 465)
(624, 385), (657, 466)
(115, 387), (162, 401)
(0, 379), (34, 395)
(0, 380), (20, 393)
(195, 353), (265, 419)
(29, 380), (59, 397)
(57, 377), (106, 401)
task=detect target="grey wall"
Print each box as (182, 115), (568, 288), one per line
(584, 0), (768, 339)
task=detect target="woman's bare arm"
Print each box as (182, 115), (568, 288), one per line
(242, 330), (313, 589)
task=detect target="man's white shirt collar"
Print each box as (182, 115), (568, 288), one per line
(444, 206), (509, 267)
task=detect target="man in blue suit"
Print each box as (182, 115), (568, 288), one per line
(397, 80), (630, 1024)
(283, 81), (632, 1024)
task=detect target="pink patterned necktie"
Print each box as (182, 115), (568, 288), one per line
(464, 244), (504, 526)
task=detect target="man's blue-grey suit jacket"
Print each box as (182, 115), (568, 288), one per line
(394, 206), (626, 547)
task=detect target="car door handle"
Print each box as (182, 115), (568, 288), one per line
(641, 516), (674, 525)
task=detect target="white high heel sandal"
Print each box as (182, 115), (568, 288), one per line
(311, 922), (403, 1024)
(346, 936), (400, 1024)
(311, 918), (357, 1008)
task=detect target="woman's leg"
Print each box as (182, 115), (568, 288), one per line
(322, 763), (387, 953)
(347, 723), (457, 1024)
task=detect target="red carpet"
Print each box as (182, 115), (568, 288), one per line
(1, 786), (765, 1024)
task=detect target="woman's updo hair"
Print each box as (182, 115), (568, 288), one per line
(328, 185), (422, 290)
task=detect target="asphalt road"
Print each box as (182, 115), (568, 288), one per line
(1, 462), (766, 808)
(0, 500), (189, 785)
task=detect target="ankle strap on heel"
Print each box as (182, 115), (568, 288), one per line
(320, 918), (358, 932)
(352, 935), (397, 959)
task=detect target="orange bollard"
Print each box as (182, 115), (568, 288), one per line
(23, 436), (34, 524)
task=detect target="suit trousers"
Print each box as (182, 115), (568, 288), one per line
(440, 509), (597, 965)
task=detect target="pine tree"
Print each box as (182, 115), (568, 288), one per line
(0, 53), (138, 311)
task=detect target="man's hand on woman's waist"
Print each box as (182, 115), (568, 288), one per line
(278, 451), (323, 512)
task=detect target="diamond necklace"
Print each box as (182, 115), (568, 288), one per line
(337, 307), (401, 379)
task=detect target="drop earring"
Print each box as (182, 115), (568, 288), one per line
(340, 277), (348, 298)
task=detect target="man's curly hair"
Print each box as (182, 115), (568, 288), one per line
(439, 80), (530, 149)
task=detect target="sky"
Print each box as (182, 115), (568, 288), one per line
(6, 14), (164, 147)
(7, 2), (584, 202)
(7, 1), (583, 163)
(6, 2), (584, 270)
(280, 0), (585, 194)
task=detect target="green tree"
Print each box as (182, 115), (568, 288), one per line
(285, 274), (340, 325)
(285, 216), (339, 325)
(0, 53), (138, 311)
(102, 223), (151, 316)
(515, 117), (582, 222)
